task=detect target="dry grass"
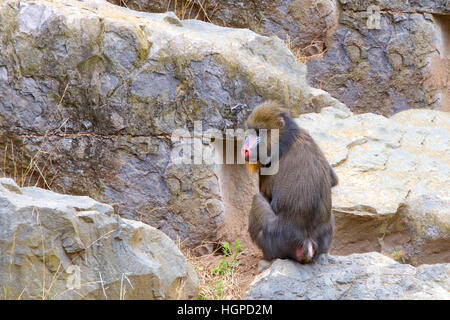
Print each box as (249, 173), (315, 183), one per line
(0, 83), (70, 189)
(286, 36), (327, 65)
(116, 1), (326, 67)
(179, 240), (261, 300)
(117, 0), (216, 22)
(0, 84), (69, 190)
(1, 139), (52, 189)
(168, 0), (213, 22)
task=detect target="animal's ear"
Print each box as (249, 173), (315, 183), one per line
(278, 116), (285, 127)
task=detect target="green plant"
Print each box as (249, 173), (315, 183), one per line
(204, 239), (243, 299)
(211, 240), (242, 277)
(182, 239), (251, 300)
(254, 11), (265, 32)
(214, 280), (224, 297)
(94, 179), (104, 200)
(393, 248), (400, 261)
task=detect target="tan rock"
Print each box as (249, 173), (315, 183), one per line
(296, 108), (450, 264)
(0, 178), (198, 300)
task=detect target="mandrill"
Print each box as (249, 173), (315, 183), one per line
(241, 101), (338, 263)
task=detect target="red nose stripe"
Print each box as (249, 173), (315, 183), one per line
(241, 146), (249, 160)
(241, 135), (257, 160)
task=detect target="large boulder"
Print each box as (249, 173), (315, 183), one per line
(108, 0), (339, 53)
(307, 0), (449, 115)
(247, 253), (450, 300)
(109, 1), (450, 115)
(0, 178), (198, 300)
(0, 0), (343, 251)
(296, 107), (450, 265)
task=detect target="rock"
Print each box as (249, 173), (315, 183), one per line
(247, 253), (450, 300)
(397, 195), (450, 265)
(108, 0), (339, 53)
(257, 259), (272, 274)
(109, 1), (450, 115)
(296, 107), (450, 265)
(307, 1), (449, 115)
(0, 0), (343, 251)
(339, 1), (450, 14)
(0, 178), (198, 299)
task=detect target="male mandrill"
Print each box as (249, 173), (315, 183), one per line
(242, 101), (338, 263)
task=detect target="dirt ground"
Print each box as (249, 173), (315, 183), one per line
(183, 244), (262, 300)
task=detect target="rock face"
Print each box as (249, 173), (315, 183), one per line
(109, 1), (450, 115)
(0, 178), (198, 300)
(296, 107), (450, 265)
(338, 1), (450, 14)
(307, 0), (450, 115)
(109, 0), (339, 54)
(0, 0), (343, 251)
(247, 253), (450, 300)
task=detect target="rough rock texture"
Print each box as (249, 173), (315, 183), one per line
(109, 0), (339, 54)
(339, 1), (450, 14)
(247, 253), (450, 300)
(110, 1), (450, 115)
(0, 0), (344, 251)
(296, 107), (450, 265)
(0, 178), (198, 300)
(307, 0), (450, 115)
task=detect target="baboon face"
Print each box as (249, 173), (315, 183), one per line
(241, 101), (286, 167)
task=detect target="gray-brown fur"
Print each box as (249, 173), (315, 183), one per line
(246, 101), (337, 263)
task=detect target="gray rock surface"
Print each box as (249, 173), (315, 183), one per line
(247, 253), (450, 300)
(108, 0), (339, 53)
(0, 178), (198, 300)
(0, 0), (343, 250)
(296, 107), (450, 265)
(307, 1), (449, 115)
(108, 0), (450, 115)
(339, 0), (450, 14)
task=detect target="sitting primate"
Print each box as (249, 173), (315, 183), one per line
(241, 101), (338, 263)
